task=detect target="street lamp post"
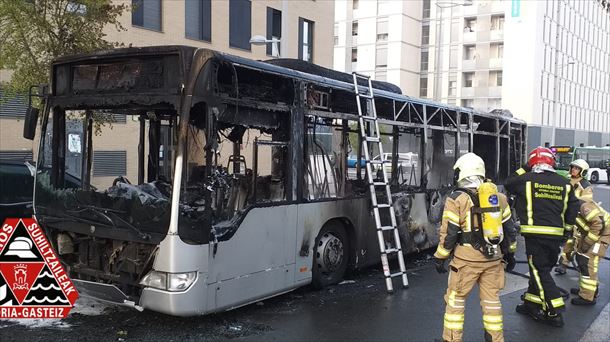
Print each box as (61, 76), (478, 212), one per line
(249, 35), (281, 57)
(433, 0), (473, 101)
(550, 60), (576, 145)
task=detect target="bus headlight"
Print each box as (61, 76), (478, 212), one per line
(140, 271), (197, 292)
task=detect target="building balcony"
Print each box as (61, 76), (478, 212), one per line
(489, 58), (503, 69)
(489, 86), (502, 97)
(461, 87), (475, 97)
(463, 31), (476, 43)
(462, 59), (476, 70)
(490, 30), (503, 41)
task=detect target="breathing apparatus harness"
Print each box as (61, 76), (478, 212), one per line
(453, 182), (505, 259)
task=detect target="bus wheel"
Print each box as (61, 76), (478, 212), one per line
(312, 221), (348, 289)
(590, 171), (599, 183)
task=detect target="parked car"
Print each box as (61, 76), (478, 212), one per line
(372, 152), (418, 172)
(0, 160), (35, 223)
(347, 155), (366, 168)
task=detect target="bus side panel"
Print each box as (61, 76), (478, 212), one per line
(206, 205), (298, 311)
(294, 198), (372, 283)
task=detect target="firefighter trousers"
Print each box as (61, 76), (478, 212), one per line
(443, 257), (505, 342)
(575, 243), (608, 301)
(560, 237), (575, 267)
(523, 237), (565, 313)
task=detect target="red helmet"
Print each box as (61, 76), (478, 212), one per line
(528, 147), (556, 168)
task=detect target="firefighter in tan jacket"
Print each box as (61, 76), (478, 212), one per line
(434, 153), (518, 342)
(570, 197), (610, 305)
(556, 159), (594, 275)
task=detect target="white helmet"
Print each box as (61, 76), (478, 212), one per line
(454, 153), (486, 183)
(569, 159), (589, 178)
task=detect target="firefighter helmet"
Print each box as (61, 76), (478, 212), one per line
(569, 159), (589, 178)
(527, 147), (556, 168)
(454, 153), (486, 182)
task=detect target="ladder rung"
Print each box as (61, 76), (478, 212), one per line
(390, 272), (405, 278)
(360, 115), (377, 121)
(353, 72), (370, 80)
(357, 93), (374, 99)
(364, 136), (380, 142)
(374, 204), (392, 209)
(378, 225), (395, 231)
(372, 181), (388, 186)
(384, 248), (401, 254)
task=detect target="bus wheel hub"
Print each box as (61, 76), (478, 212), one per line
(317, 233), (343, 274)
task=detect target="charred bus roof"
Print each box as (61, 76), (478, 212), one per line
(46, 45), (525, 126)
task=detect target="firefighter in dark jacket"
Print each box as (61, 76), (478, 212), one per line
(504, 147), (579, 327)
(555, 159), (593, 275)
(434, 153), (517, 342)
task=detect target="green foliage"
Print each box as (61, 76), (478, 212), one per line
(0, 0), (128, 95)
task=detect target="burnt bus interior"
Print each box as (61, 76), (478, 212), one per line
(33, 47), (526, 296)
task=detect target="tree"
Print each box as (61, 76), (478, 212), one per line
(0, 0), (128, 95)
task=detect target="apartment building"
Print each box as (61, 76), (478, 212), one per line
(0, 0), (334, 185)
(333, 0), (423, 96)
(335, 0), (609, 149)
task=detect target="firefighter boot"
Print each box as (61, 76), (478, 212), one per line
(542, 312), (564, 328)
(571, 296), (596, 305)
(570, 288), (579, 295)
(554, 264), (567, 275)
(515, 303), (544, 321)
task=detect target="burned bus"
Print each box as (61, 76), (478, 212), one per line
(25, 46), (527, 316)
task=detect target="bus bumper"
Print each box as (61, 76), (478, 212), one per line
(139, 272), (207, 316)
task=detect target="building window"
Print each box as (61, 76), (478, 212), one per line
(421, 25), (429, 45)
(464, 45), (476, 60)
(352, 21), (359, 37)
(93, 151), (127, 177)
(490, 71), (502, 86)
(185, 0), (211, 41)
(449, 47), (458, 69)
(0, 88), (27, 119)
(491, 15), (505, 30)
(464, 17), (476, 32)
(420, 77), (428, 97)
(229, 0), (252, 50)
(463, 72), (474, 87)
(299, 18), (314, 62)
(491, 43), (503, 58)
(423, 0), (431, 19)
(266, 7), (282, 55)
(376, 46), (388, 67)
(449, 74), (457, 97)
(132, 0), (162, 31)
(351, 48), (358, 62)
(353, 0), (359, 10)
(488, 98), (501, 110)
(377, 18), (389, 42)
(462, 99), (474, 108)
(334, 24), (339, 46)
(421, 51), (429, 71)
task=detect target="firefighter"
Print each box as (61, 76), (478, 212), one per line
(570, 196), (610, 305)
(505, 147), (579, 327)
(434, 153), (517, 342)
(555, 159), (593, 275)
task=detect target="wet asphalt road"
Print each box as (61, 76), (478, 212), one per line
(1, 185), (608, 342)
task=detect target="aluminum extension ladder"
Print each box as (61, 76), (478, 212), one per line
(352, 72), (409, 293)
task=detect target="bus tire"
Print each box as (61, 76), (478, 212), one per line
(590, 171), (599, 183)
(312, 221), (348, 289)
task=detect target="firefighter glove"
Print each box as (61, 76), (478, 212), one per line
(434, 257), (448, 274)
(504, 253), (516, 272)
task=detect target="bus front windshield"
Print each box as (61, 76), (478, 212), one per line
(35, 107), (177, 243)
(555, 152), (573, 171)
